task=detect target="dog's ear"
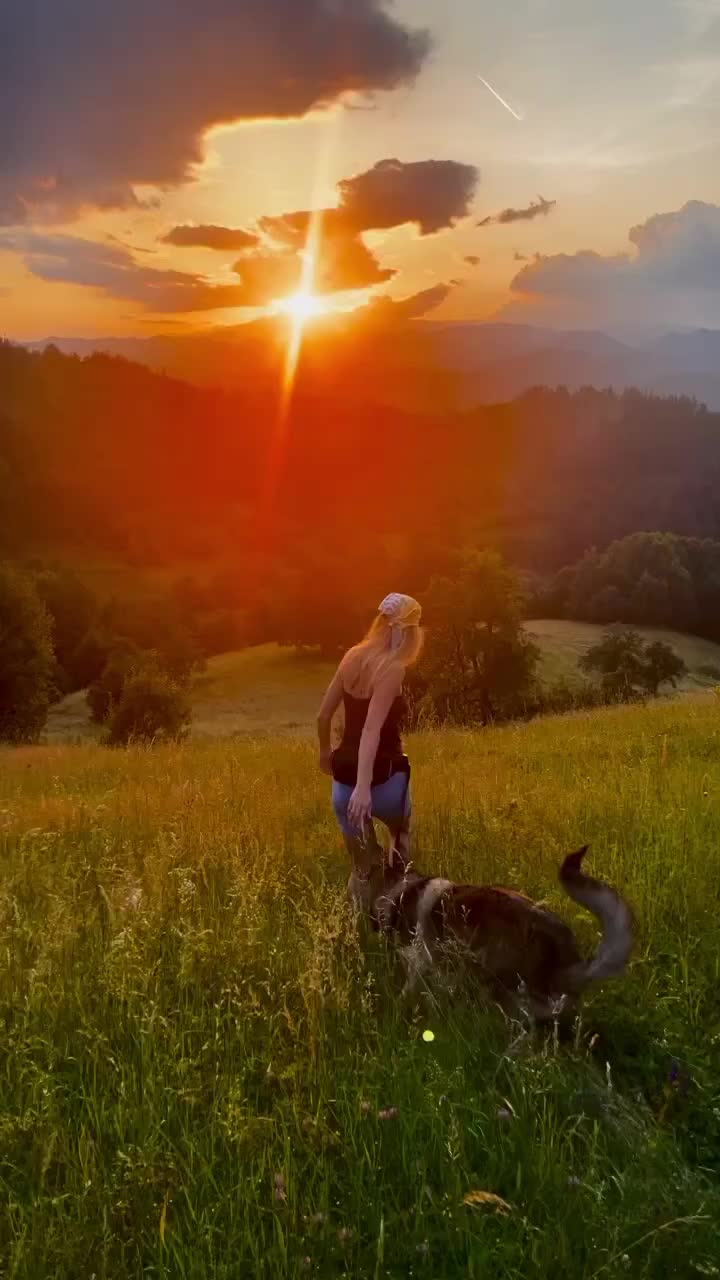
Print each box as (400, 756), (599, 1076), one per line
(561, 845), (589, 875)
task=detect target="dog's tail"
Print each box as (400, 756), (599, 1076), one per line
(556, 846), (633, 993)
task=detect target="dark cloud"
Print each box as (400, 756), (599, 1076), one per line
(252, 156), (477, 305)
(0, 231), (252, 312)
(337, 158), (479, 235)
(261, 158), (479, 244)
(513, 250), (528, 262)
(478, 196), (556, 227)
(162, 225), (260, 251)
(232, 238), (394, 304)
(464, 254), (481, 266)
(359, 282), (455, 325)
(1, 1), (430, 224)
(500, 201), (720, 330)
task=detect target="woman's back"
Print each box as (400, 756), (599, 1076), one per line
(339, 688), (404, 757)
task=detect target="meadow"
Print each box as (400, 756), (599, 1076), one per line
(45, 622), (720, 744)
(2, 694), (720, 1277)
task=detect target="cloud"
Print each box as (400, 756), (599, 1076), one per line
(3, 152), (478, 313)
(0, 231), (252, 312)
(232, 240), (394, 304)
(358, 283), (455, 326)
(336, 158), (479, 236)
(162, 225), (260, 251)
(478, 196), (556, 227)
(513, 251), (528, 262)
(255, 156), (477, 302)
(500, 200), (720, 331)
(1, 224), (393, 313)
(465, 255), (481, 266)
(261, 158), (479, 244)
(247, 157), (478, 306)
(1, 1), (430, 224)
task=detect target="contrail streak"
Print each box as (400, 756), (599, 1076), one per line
(477, 75), (523, 121)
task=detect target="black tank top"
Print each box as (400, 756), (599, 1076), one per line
(339, 690), (405, 758)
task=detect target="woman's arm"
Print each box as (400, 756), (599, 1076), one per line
(316, 664), (346, 773)
(347, 667), (403, 830)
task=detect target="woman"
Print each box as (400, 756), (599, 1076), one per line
(317, 592), (423, 870)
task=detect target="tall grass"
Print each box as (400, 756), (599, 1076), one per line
(1, 698), (719, 1277)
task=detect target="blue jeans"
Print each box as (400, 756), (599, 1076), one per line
(332, 770), (411, 838)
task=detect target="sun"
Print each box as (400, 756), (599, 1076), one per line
(272, 290), (328, 322)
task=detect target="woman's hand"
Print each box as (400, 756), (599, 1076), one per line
(347, 784), (372, 833)
(319, 749), (333, 776)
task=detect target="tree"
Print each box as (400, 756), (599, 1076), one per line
(641, 640), (687, 696)
(87, 641), (143, 725)
(105, 658), (191, 746)
(580, 629), (687, 700)
(31, 566), (100, 691)
(579, 629), (647, 699)
(0, 563), (57, 743)
(100, 596), (203, 682)
(409, 551), (540, 725)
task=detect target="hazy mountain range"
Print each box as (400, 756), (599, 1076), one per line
(23, 322), (720, 411)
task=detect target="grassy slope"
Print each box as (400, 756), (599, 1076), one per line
(2, 698), (719, 1277)
(525, 619), (720, 690)
(46, 624), (720, 743)
(46, 644), (335, 742)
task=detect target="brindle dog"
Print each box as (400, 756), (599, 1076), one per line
(347, 834), (633, 1025)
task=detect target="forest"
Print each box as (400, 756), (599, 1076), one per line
(2, 338), (720, 681)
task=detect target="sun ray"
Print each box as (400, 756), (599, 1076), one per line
(254, 116), (342, 549)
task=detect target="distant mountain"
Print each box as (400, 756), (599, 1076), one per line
(22, 320), (720, 409)
(427, 323), (720, 409)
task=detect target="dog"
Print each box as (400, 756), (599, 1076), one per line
(347, 836), (633, 1025)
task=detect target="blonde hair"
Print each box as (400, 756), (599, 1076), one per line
(343, 609), (423, 695)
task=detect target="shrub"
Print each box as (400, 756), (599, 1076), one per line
(105, 659), (191, 746)
(87, 641), (142, 725)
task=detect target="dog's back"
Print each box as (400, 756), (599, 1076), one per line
(370, 848), (632, 1017)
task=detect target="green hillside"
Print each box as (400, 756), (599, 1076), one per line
(45, 624), (720, 742)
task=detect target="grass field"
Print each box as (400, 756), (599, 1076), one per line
(3, 696), (720, 1277)
(45, 623), (720, 744)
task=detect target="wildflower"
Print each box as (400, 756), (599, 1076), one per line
(273, 1172), (286, 1203)
(378, 1106), (399, 1121)
(668, 1059), (690, 1097)
(360, 1100), (371, 1116)
(337, 1227), (354, 1244)
(463, 1190), (512, 1214)
(311, 1212), (327, 1228)
(439, 1094), (449, 1106)
(416, 1240), (429, 1256)
(567, 1176), (582, 1188)
(422, 1029), (435, 1042)
(496, 1107), (512, 1122)
(300, 1258), (312, 1272)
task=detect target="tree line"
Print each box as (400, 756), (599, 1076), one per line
(2, 341), (720, 593)
(2, 342), (719, 741)
(1, 544), (695, 744)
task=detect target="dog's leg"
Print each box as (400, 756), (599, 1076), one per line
(344, 825), (385, 919)
(387, 813), (411, 873)
(399, 936), (435, 999)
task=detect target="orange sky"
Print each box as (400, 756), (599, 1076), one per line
(2, 0), (719, 339)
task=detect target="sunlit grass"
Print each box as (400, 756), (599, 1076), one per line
(2, 697), (720, 1276)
